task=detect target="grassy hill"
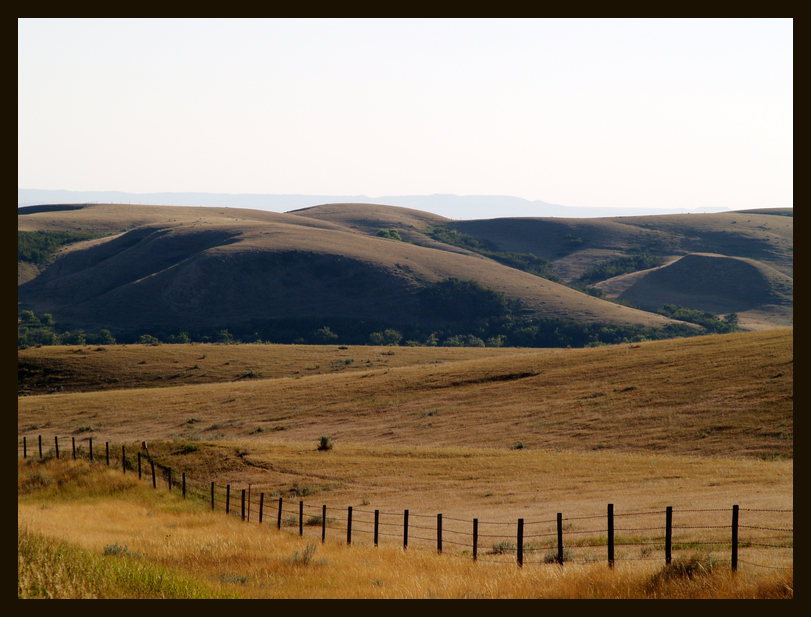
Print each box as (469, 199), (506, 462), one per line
(18, 326), (792, 598)
(18, 329), (792, 460)
(18, 203), (791, 342)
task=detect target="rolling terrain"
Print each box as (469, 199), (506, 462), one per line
(18, 330), (793, 579)
(18, 203), (792, 340)
(17, 202), (793, 598)
(19, 329), (792, 461)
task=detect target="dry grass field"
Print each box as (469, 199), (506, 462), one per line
(18, 329), (792, 598)
(18, 458), (792, 599)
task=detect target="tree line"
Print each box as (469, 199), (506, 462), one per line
(20, 275), (732, 351)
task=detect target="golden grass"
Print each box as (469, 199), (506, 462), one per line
(18, 342), (540, 395)
(19, 330), (793, 459)
(18, 459), (792, 599)
(17, 330), (792, 597)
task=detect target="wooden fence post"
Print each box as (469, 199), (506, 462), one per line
(241, 489), (246, 520)
(106, 442), (109, 466)
(437, 513), (443, 554)
(517, 518), (524, 567)
(666, 506), (673, 565)
(299, 501), (304, 536)
(374, 510), (380, 547)
(168, 467), (172, 491)
(211, 482), (215, 510)
(557, 513), (564, 565)
(259, 493), (265, 524)
(121, 445), (125, 473)
(608, 503), (614, 568)
(151, 460), (156, 489)
(321, 505), (326, 543)
(23, 436), (27, 459)
(473, 518), (478, 561)
(72, 437), (76, 460)
(39, 435), (43, 458)
(89, 438), (93, 463)
(226, 485), (230, 514)
(404, 510), (409, 550)
(277, 497), (283, 530)
(55, 436), (59, 459)
(731, 505), (739, 572)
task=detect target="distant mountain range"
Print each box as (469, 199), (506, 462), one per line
(17, 189), (737, 220)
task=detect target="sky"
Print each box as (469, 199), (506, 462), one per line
(18, 18), (793, 213)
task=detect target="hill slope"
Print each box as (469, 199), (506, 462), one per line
(18, 203), (791, 340)
(17, 329), (793, 460)
(18, 203), (676, 338)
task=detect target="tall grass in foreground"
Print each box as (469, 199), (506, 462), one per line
(17, 527), (237, 599)
(19, 459), (792, 599)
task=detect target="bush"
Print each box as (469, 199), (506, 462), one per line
(490, 541), (516, 555)
(284, 542), (327, 566)
(645, 553), (720, 593)
(376, 229), (403, 241)
(317, 436), (333, 451)
(370, 329), (402, 346)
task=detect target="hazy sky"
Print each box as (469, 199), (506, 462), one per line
(18, 18), (793, 211)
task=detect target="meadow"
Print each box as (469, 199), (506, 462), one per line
(18, 329), (793, 598)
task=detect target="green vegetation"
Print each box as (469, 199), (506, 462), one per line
(577, 250), (665, 285)
(429, 226), (557, 280)
(18, 526), (236, 599)
(18, 310), (115, 347)
(419, 277), (517, 322)
(656, 304), (742, 334)
(376, 229), (403, 241)
(18, 294), (704, 351)
(18, 230), (104, 264)
(370, 329), (403, 346)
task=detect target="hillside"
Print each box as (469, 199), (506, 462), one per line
(17, 329), (793, 460)
(18, 203), (791, 342)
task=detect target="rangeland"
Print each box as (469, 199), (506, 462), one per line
(18, 329), (792, 598)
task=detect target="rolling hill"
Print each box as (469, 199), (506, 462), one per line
(17, 202), (792, 343)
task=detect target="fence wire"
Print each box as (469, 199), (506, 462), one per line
(19, 436), (793, 572)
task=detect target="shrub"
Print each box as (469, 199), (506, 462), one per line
(376, 229), (403, 241)
(284, 542), (327, 566)
(317, 436), (333, 451)
(490, 541), (516, 555)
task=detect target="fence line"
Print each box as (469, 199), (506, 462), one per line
(19, 435), (793, 571)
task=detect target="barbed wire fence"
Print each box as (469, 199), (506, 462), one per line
(19, 435), (793, 571)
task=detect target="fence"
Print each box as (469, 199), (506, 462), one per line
(19, 435), (793, 571)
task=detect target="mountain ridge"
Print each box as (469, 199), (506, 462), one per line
(17, 188), (746, 220)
